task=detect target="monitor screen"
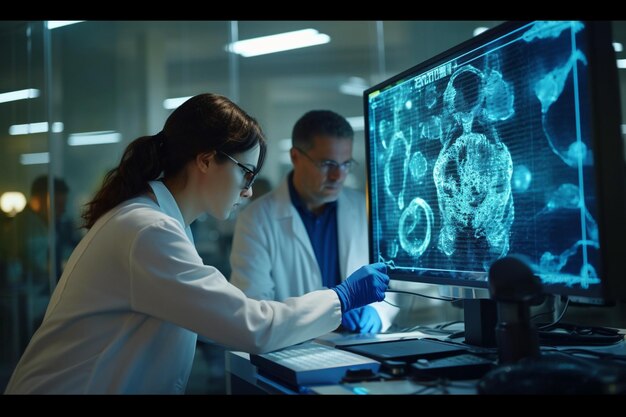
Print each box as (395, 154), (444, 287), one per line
(365, 21), (626, 303)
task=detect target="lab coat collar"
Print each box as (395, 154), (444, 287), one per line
(274, 178), (296, 219)
(273, 174), (353, 280)
(273, 176), (320, 278)
(148, 180), (194, 244)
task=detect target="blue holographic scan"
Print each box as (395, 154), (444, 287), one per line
(365, 21), (624, 300)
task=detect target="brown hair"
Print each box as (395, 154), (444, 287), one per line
(82, 93), (266, 229)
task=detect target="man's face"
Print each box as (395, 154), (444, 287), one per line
(291, 135), (353, 209)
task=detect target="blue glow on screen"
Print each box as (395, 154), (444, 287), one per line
(368, 21), (601, 292)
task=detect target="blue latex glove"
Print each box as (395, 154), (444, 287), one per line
(331, 262), (389, 313)
(342, 305), (383, 334)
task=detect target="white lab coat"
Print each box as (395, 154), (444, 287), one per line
(230, 177), (398, 331)
(5, 181), (341, 394)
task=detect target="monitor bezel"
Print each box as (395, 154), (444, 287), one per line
(363, 21), (626, 303)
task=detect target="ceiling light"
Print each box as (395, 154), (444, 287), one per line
(20, 152), (49, 165)
(613, 42), (623, 53)
(46, 21), (84, 30)
(617, 59), (626, 69)
(0, 88), (40, 104)
(0, 192), (27, 216)
(226, 29), (330, 58)
(9, 122), (63, 135)
(68, 131), (121, 146)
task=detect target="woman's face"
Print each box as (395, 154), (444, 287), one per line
(202, 145), (261, 220)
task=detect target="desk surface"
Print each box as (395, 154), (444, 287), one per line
(225, 350), (469, 395)
(225, 331), (626, 395)
(224, 340), (481, 394)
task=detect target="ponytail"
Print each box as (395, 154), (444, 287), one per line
(82, 133), (164, 229)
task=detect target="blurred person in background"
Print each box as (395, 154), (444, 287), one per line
(3, 176), (78, 349)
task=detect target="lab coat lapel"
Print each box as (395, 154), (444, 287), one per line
(273, 178), (321, 278)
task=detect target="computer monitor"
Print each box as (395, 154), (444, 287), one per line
(365, 21), (626, 308)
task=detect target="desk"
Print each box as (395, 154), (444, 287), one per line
(224, 349), (479, 395)
(224, 332), (484, 395)
(225, 331), (626, 395)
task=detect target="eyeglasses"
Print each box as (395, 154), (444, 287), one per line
(218, 151), (258, 190)
(294, 147), (357, 174)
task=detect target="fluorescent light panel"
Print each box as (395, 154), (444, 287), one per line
(227, 29), (330, 57)
(613, 42), (623, 53)
(617, 59), (626, 69)
(9, 122), (63, 135)
(0, 88), (40, 104)
(46, 21), (84, 30)
(621, 124), (626, 135)
(163, 96), (192, 110)
(20, 152), (49, 165)
(68, 131), (121, 146)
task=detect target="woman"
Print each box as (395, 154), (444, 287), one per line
(5, 94), (388, 394)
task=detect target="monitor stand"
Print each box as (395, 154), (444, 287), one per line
(463, 299), (498, 348)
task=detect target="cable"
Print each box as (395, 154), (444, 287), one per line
(559, 348), (626, 362)
(530, 309), (554, 322)
(434, 320), (464, 330)
(385, 288), (460, 302)
(383, 299), (401, 308)
(537, 297), (570, 330)
(389, 321), (464, 336)
(447, 331), (466, 340)
(388, 324), (456, 336)
(410, 378), (479, 394)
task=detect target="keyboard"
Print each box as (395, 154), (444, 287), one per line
(250, 342), (380, 387)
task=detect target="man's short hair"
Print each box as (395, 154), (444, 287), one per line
(31, 175), (69, 199)
(292, 110), (354, 150)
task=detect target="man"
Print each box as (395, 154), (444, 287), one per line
(231, 110), (396, 333)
